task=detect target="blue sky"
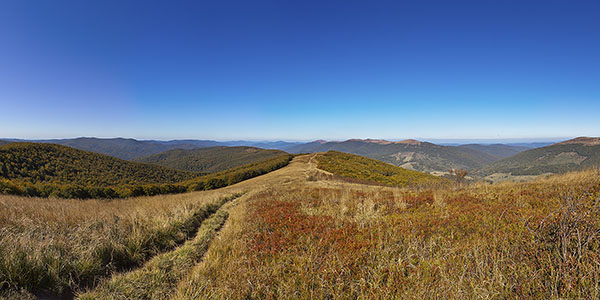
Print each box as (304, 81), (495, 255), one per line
(1, 0), (599, 141)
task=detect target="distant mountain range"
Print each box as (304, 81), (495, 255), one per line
(1, 137), (301, 160)
(457, 144), (530, 159)
(135, 146), (288, 173)
(3, 136), (596, 179)
(477, 137), (600, 176)
(285, 138), (529, 173)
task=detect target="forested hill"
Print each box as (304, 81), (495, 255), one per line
(135, 146), (289, 173)
(476, 137), (600, 176)
(45, 137), (208, 160)
(457, 144), (530, 159)
(0, 143), (197, 186)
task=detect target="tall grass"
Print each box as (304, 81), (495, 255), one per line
(0, 191), (241, 298)
(174, 168), (600, 299)
(79, 208), (231, 299)
(3, 154), (600, 299)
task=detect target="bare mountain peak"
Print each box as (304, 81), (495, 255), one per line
(395, 139), (422, 145)
(557, 137), (600, 146)
(342, 138), (423, 145)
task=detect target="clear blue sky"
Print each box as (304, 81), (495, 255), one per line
(1, 0), (598, 141)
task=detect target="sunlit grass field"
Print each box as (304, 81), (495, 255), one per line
(174, 157), (600, 299)
(1, 154), (600, 299)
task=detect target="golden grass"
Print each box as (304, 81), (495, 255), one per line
(0, 188), (246, 298)
(79, 205), (232, 300)
(173, 163), (600, 299)
(2, 155), (600, 299)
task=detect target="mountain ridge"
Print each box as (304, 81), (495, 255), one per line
(135, 146), (289, 173)
(286, 138), (501, 173)
(477, 137), (600, 176)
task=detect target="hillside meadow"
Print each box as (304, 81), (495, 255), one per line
(175, 155), (600, 299)
(1, 153), (600, 299)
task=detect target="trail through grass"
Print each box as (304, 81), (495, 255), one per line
(0, 193), (242, 299)
(78, 204), (233, 299)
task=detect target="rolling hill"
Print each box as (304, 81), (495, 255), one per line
(287, 139), (498, 174)
(0, 140), (10, 146)
(42, 137), (207, 160)
(458, 144), (530, 159)
(477, 137), (600, 176)
(316, 151), (448, 187)
(0, 142), (197, 186)
(2, 137), (302, 160)
(135, 146), (289, 173)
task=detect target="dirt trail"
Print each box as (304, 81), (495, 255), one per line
(74, 156), (318, 299)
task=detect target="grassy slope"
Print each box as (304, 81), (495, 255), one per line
(316, 151), (448, 187)
(0, 143), (196, 186)
(5, 154), (600, 299)
(478, 142), (600, 176)
(288, 140), (497, 173)
(176, 160), (600, 299)
(135, 146), (287, 173)
(79, 208), (230, 300)
(0, 190), (242, 299)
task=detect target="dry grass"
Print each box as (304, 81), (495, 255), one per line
(2, 155), (600, 299)
(0, 154), (309, 299)
(174, 162), (600, 299)
(79, 204), (233, 300)
(0, 188), (246, 298)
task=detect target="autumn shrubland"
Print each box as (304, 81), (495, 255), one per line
(2, 153), (600, 299)
(174, 154), (600, 299)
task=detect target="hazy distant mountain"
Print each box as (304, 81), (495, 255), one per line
(239, 141), (303, 151)
(150, 139), (225, 148)
(136, 146), (289, 173)
(477, 137), (600, 176)
(207, 140), (302, 150)
(43, 137), (204, 160)
(286, 139), (499, 174)
(0, 137), (301, 160)
(458, 144), (530, 160)
(504, 142), (556, 149)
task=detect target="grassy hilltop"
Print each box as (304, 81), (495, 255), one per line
(316, 151), (448, 187)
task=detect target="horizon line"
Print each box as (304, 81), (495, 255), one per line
(1, 136), (588, 144)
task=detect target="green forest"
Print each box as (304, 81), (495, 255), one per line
(135, 146), (287, 173)
(0, 143), (292, 199)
